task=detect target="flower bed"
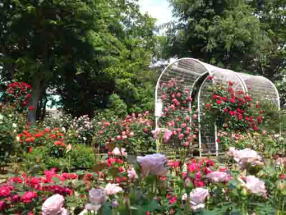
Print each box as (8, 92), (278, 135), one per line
(1, 147), (285, 214)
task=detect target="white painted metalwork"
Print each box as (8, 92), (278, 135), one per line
(155, 58), (280, 155)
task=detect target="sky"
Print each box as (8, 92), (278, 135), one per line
(138, 0), (173, 26)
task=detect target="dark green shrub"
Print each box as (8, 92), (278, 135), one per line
(22, 144), (96, 173)
(69, 144), (96, 170)
(0, 105), (26, 169)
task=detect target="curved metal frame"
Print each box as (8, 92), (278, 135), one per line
(155, 58), (280, 155)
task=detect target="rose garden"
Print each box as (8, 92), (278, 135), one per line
(1, 61), (286, 214)
(1, 1), (286, 215)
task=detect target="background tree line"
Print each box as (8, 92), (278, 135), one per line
(1, 0), (285, 122)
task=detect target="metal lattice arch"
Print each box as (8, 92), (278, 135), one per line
(155, 58), (280, 156)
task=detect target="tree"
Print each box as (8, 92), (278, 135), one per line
(166, 0), (286, 104)
(56, 0), (157, 116)
(248, 0), (286, 104)
(166, 0), (270, 70)
(0, 0), (157, 120)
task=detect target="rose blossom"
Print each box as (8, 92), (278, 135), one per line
(112, 147), (127, 156)
(227, 147), (263, 168)
(241, 175), (267, 196)
(42, 194), (68, 215)
(206, 171), (231, 183)
(189, 188), (209, 211)
(127, 168), (138, 180)
(21, 191), (37, 203)
(0, 200), (5, 211)
(163, 129), (172, 143)
(0, 186), (12, 197)
(137, 153), (167, 177)
(104, 183), (123, 195)
(151, 128), (161, 139)
(85, 188), (106, 211)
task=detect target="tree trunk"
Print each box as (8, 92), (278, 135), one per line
(28, 77), (43, 124)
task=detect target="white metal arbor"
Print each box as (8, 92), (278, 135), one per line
(155, 58), (280, 156)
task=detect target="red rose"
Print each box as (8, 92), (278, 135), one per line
(0, 186), (12, 197)
(21, 191), (37, 203)
(229, 98), (236, 103)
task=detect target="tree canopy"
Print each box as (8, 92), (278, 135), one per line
(1, 0), (285, 118)
(165, 0), (286, 104)
(0, 0), (157, 120)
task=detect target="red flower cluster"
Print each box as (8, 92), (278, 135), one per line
(0, 169), (76, 213)
(204, 82), (264, 131)
(5, 82), (32, 109)
(17, 127), (66, 151)
(183, 158), (216, 187)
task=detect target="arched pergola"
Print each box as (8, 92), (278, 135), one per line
(155, 58), (280, 156)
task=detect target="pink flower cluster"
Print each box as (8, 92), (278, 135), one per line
(182, 158), (231, 187)
(96, 111), (153, 152)
(158, 78), (198, 146)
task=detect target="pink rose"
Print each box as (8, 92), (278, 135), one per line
(137, 154), (167, 177)
(189, 188), (209, 211)
(85, 188), (106, 211)
(89, 188), (106, 205)
(228, 147), (263, 168)
(127, 168), (138, 180)
(163, 129), (172, 143)
(151, 128), (162, 139)
(241, 176), (267, 196)
(42, 194), (68, 215)
(104, 183), (123, 195)
(112, 147), (127, 156)
(206, 171), (231, 183)
(0, 200), (5, 211)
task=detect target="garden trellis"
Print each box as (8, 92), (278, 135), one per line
(155, 58), (280, 156)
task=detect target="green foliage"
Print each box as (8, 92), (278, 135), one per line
(166, 0), (286, 104)
(167, 0), (268, 69)
(0, 0), (157, 119)
(22, 144), (95, 173)
(0, 113), (16, 167)
(68, 144), (96, 170)
(0, 105), (26, 168)
(105, 94), (128, 117)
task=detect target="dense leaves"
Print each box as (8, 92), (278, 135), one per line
(166, 0), (286, 104)
(0, 0), (157, 120)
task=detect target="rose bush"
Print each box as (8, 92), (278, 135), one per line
(93, 111), (155, 154)
(4, 82), (32, 112)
